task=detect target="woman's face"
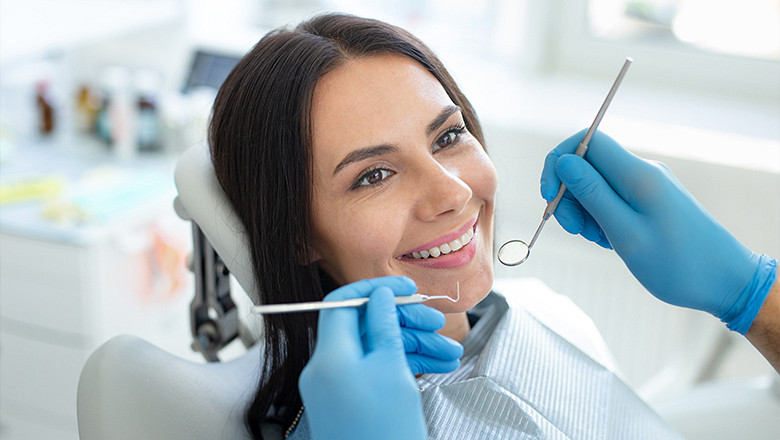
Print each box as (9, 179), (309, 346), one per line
(309, 54), (498, 313)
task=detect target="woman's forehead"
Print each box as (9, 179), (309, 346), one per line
(310, 54), (454, 159)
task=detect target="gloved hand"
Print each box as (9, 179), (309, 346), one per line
(299, 276), (462, 440)
(541, 130), (777, 334)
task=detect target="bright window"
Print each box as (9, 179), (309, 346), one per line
(547, 0), (780, 102)
(588, 0), (780, 60)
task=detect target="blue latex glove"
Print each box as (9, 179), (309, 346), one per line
(299, 276), (462, 440)
(541, 130), (777, 334)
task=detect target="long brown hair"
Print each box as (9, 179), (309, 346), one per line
(209, 12), (484, 439)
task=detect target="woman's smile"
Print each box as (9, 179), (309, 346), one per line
(398, 217), (479, 269)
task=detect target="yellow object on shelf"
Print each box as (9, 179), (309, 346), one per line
(41, 199), (88, 224)
(0, 177), (65, 205)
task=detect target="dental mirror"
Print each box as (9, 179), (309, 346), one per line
(498, 57), (633, 267)
(497, 240), (530, 266)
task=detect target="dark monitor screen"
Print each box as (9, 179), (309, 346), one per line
(183, 50), (242, 93)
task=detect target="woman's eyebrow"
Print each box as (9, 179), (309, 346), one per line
(333, 145), (396, 176)
(332, 105), (462, 176)
(427, 105), (462, 136)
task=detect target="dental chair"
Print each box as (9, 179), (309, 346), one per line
(76, 143), (283, 440)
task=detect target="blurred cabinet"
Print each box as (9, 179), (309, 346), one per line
(0, 146), (194, 439)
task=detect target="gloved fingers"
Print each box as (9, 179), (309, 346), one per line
(397, 303), (446, 332)
(577, 131), (664, 206)
(364, 286), (405, 353)
(541, 130), (622, 248)
(552, 192), (613, 249)
(315, 304), (363, 355)
(551, 192), (586, 235)
(316, 277), (410, 354)
(542, 130), (651, 206)
(579, 207), (613, 249)
(401, 328), (463, 360)
(407, 354), (461, 375)
(555, 154), (638, 236)
(363, 301), (446, 353)
(540, 140), (569, 202)
(324, 276), (417, 302)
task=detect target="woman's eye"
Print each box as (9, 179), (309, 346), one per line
(433, 125), (466, 152)
(353, 168), (394, 189)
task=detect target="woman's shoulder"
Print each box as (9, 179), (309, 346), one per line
(491, 277), (619, 372)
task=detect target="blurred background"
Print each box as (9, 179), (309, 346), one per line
(1, 0), (778, 438)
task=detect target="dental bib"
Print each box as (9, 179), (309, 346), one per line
(289, 279), (681, 440)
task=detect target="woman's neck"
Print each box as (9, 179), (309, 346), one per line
(437, 311), (471, 342)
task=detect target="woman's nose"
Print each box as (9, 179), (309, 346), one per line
(413, 161), (472, 221)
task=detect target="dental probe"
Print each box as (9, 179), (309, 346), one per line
(498, 57), (633, 266)
(252, 282), (460, 314)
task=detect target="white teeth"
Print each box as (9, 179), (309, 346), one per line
(406, 227), (475, 260)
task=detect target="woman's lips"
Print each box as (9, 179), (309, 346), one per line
(402, 217), (478, 256)
(399, 227), (478, 269)
(397, 217), (479, 269)
(403, 226), (474, 260)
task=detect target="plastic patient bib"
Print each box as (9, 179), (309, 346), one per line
(289, 287), (681, 440)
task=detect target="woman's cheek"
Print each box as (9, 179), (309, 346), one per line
(474, 153), (499, 197)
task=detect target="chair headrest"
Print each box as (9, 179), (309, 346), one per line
(173, 143), (259, 303)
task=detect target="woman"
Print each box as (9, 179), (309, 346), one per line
(210, 13), (494, 438)
(209, 12), (777, 440)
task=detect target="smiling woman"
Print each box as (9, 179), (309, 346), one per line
(209, 13), (489, 438)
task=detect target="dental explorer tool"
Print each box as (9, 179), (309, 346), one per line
(252, 282), (460, 314)
(498, 57), (633, 267)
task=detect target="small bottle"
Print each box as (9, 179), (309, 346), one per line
(36, 81), (55, 136)
(95, 90), (112, 143)
(134, 70), (162, 152)
(98, 66), (136, 159)
(75, 85), (101, 134)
